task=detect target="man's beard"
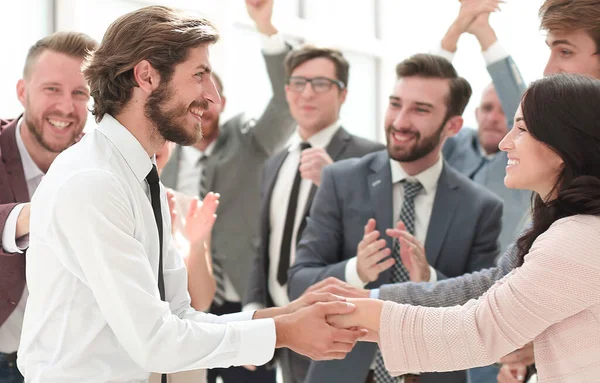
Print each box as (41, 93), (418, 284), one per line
(387, 119), (447, 162)
(144, 80), (208, 146)
(24, 105), (82, 153)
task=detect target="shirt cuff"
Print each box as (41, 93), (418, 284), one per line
(345, 257), (368, 288)
(2, 204), (28, 254)
(230, 317), (277, 366)
(482, 40), (509, 66)
(370, 289), (380, 299)
(260, 32), (286, 55)
(431, 42), (455, 63)
(428, 266), (437, 283)
(242, 303), (265, 312)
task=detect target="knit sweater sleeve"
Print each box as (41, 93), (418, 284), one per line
(378, 215), (600, 376)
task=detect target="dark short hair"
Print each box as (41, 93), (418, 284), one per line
(284, 44), (350, 88)
(82, 5), (219, 122)
(395, 53), (472, 118)
(24, 31), (98, 78)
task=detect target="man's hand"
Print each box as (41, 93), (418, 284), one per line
(245, 0), (277, 36)
(299, 148), (333, 186)
(497, 363), (528, 383)
(15, 203), (31, 238)
(455, 0), (503, 33)
(442, 0), (502, 52)
(327, 298), (383, 338)
(497, 342), (534, 382)
(356, 219), (395, 283)
(284, 291), (349, 315)
(386, 222), (431, 282)
(185, 192), (219, 245)
(304, 277), (371, 299)
(274, 301), (366, 360)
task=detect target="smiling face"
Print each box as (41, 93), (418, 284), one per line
(499, 104), (564, 198)
(384, 76), (462, 173)
(17, 49), (89, 153)
(285, 57), (347, 137)
(544, 30), (600, 78)
(144, 44), (220, 146)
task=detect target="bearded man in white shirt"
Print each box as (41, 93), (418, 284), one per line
(17, 6), (363, 383)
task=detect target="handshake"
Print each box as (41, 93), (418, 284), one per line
(253, 278), (379, 361)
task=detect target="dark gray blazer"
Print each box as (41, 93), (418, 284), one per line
(288, 150), (503, 383)
(443, 55), (530, 255)
(243, 127), (384, 309)
(161, 49), (295, 295)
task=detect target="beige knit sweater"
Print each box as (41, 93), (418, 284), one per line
(379, 215), (600, 382)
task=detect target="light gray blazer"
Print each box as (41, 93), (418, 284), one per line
(288, 150), (503, 383)
(161, 48), (295, 295)
(443, 55), (531, 255)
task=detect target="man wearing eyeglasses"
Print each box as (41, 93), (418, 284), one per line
(243, 44), (383, 383)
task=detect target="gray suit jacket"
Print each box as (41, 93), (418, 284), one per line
(244, 127), (384, 309)
(443, 55), (530, 255)
(161, 48), (295, 295)
(288, 150), (503, 383)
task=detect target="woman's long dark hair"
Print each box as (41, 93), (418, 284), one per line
(516, 73), (600, 265)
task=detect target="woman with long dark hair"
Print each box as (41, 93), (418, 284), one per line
(329, 73), (600, 381)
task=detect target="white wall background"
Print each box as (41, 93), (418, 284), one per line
(1, 0), (548, 142)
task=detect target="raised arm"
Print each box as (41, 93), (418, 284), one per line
(245, 0), (295, 154)
(467, 12), (527, 130)
(439, 0), (502, 55)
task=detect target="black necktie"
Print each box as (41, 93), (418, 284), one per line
(277, 142), (311, 286)
(145, 165), (167, 383)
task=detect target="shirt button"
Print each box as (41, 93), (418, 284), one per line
(7, 300), (16, 305)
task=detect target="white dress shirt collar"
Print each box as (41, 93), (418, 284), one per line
(389, 155), (444, 195)
(288, 120), (341, 152)
(15, 118), (45, 183)
(181, 140), (217, 166)
(96, 114), (154, 183)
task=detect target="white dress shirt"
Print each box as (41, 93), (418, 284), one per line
(18, 115), (275, 383)
(266, 122), (341, 308)
(433, 40), (511, 67)
(345, 157), (444, 287)
(0, 119), (43, 353)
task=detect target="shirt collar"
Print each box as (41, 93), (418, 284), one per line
(389, 155), (444, 195)
(96, 114), (154, 183)
(288, 120), (341, 153)
(15, 118), (45, 182)
(181, 139), (216, 165)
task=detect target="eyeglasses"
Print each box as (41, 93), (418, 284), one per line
(287, 76), (345, 94)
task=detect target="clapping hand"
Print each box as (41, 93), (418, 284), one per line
(386, 221), (431, 282)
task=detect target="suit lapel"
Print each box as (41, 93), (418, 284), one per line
(459, 134), (485, 178)
(424, 162), (460, 268)
(367, 152), (394, 249)
(159, 145), (181, 188)
(203, 135), (229, 192)
(1, 120), (30, 203)
(264, 150), (290, 221)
